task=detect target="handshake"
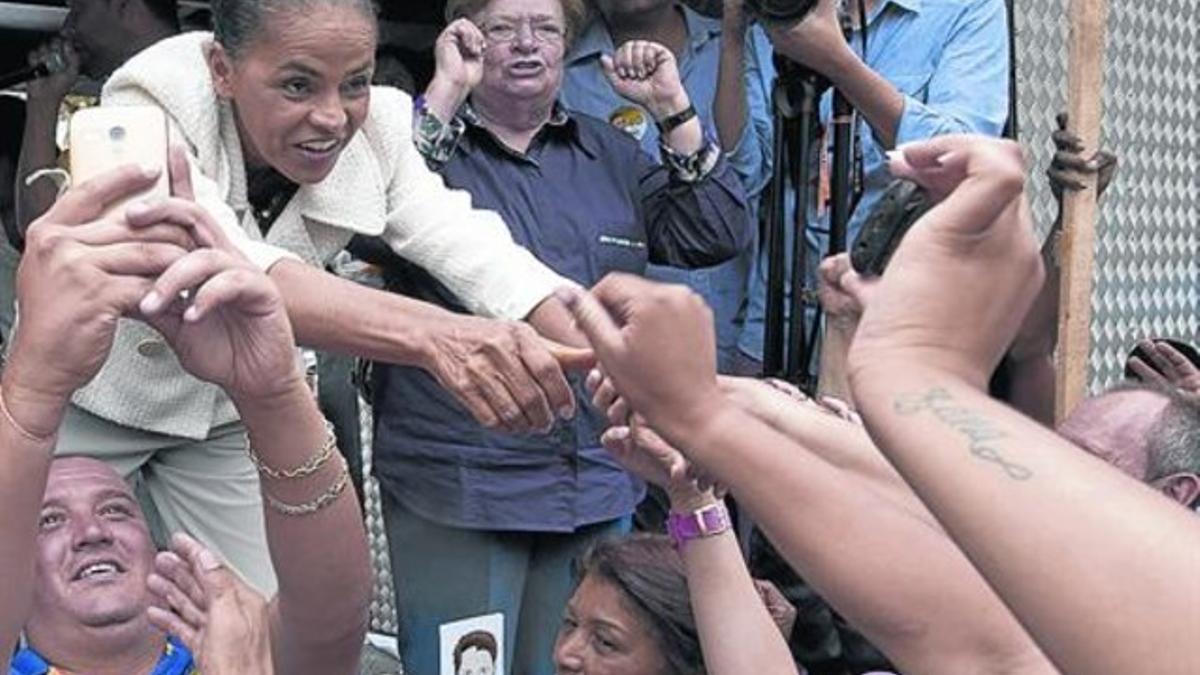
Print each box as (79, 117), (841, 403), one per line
(1, 146), (303, 442)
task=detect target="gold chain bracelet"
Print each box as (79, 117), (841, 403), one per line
(0, 387), (55, 444)
(246, 422), (337, 480)
(262, 456), (350, 517)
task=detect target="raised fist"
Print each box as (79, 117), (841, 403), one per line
(602, 41), (691, 122)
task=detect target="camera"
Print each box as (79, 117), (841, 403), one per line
(683, 0), (819, 24)
(850, 179), (933, 277)
(746, 0), (820, 24)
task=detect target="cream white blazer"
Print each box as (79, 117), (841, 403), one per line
(71, 32), (566, 438)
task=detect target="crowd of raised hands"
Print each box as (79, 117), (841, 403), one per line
(561, 133), (1199, 675)
(2, 131), (1197, 674)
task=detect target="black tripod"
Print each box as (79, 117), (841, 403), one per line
(760, 56), (858, 388)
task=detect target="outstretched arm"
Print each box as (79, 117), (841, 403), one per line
(564, 278), (1053, 675)
(1003, 113), (1118, 424)
(847, 135), (1200, 675)
(267, 259), (588, 431)
(0, 377), (55, 671)
(766, 0), (1009, 149)
(589, 366), (932, 526)
(717, 376), (934, 524)
(601, 422), (797, 675)
(665, 407), (1050, 675)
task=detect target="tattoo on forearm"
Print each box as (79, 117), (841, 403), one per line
(894, 388), (1033, 481)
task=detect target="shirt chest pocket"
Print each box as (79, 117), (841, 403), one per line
(593, 229), (649, 278)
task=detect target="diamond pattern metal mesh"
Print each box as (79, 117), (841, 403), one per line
(1014, 0), (1199, 392)
(361, 397), (400, 639)
(1013, 0), (1068, 239)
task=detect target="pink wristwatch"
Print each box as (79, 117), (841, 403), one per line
(667, 501), (731, 549)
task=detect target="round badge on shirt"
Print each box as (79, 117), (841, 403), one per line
(609, 106), (649, 142)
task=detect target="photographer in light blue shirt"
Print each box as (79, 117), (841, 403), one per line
(738, 0), (1010, 370)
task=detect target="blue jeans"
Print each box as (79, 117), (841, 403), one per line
(382, 491), (631, 675)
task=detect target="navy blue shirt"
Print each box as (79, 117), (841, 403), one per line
(366, 107), (749, 531)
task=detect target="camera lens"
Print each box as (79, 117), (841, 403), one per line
(108, 125), (126, 142)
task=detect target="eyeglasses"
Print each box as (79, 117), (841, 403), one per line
(479, 17), (566, 44)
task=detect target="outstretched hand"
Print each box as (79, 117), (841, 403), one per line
(128, 147), (303, 403)
(146, 533), (273, 675)
(1127, 339), (1200, 395)
(556, 275), (722, 438)
(850, 135), (1042, 386)
(601, 417), (719, 511)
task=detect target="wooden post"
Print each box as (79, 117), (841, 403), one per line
(1054, 0), (1110, 422)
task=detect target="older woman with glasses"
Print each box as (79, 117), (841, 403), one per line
(358, 0), (750, 672)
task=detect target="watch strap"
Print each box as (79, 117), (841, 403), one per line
(656, 103), (697, 134)
(667, 501), (731, 549)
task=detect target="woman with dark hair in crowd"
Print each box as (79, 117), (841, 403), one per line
(361, 0), (750, 672)
(561, 535), (708, 675)
(75, 0), (591, 593)
(554, 425), (796, 675)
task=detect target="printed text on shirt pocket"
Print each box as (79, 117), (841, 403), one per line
(596, 233), (649, 275)
(598, 234), (648, 250)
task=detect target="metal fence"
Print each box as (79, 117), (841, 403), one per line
(1014, 0), (1199, 391)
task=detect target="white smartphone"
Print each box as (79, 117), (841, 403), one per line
(68, 105), (170, 216)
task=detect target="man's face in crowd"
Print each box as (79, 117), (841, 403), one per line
(1057, 389), (1165, 481)
(62, 0), (128, 79)
(25, 458), (155, 638)
(458, 646), (496, 675)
